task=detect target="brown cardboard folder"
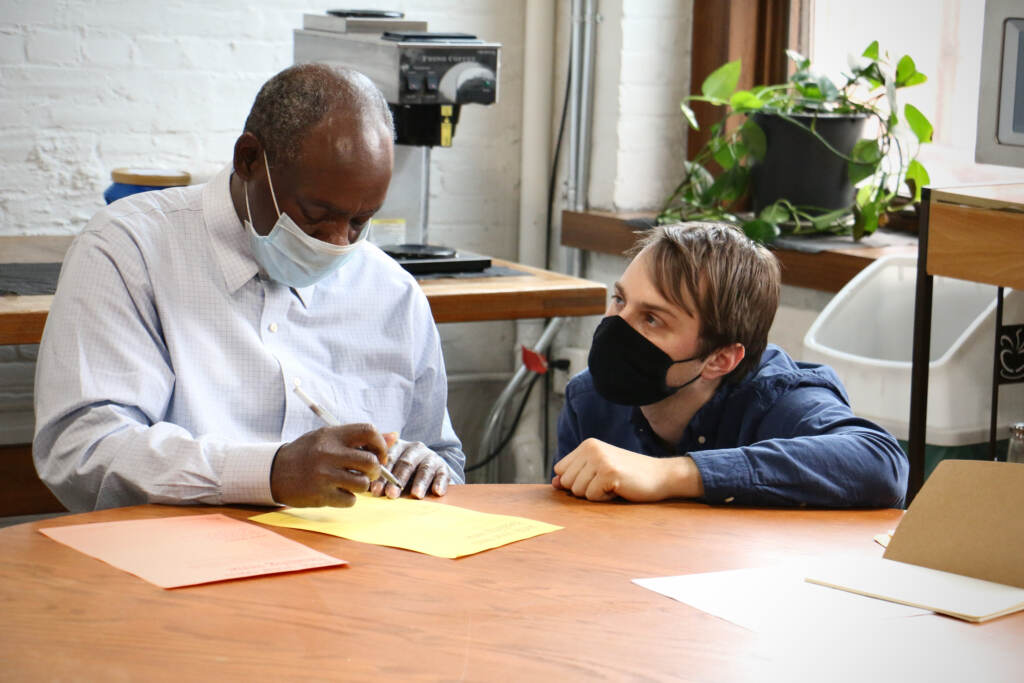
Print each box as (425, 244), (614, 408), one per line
(805, 460), (1024, 623)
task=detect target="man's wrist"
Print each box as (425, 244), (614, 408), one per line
(660, 455), (705, 500)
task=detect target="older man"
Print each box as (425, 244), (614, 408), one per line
(34, 64), (464, 511)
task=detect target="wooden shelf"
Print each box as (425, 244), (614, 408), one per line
(561, 210), (919, 293)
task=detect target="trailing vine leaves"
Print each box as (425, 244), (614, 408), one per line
(660, 41), (933, 243)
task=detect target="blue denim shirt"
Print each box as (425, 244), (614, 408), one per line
(556, 345), (908, 508)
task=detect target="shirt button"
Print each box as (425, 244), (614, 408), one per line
(697, 435), (706, 444)
(268, 323), (278, 333)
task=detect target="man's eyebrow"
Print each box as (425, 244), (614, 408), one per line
(614, 281), (680, 319)
(302, 198), (383, 216)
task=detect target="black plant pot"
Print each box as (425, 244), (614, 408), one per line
(749, 112), (868, 214)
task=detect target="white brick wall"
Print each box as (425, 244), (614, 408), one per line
(587, 0), (692, 212)
(0, 0), (523, 240)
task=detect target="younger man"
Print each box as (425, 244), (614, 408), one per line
(553, 222), (908, 507)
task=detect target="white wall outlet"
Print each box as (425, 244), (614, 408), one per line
(551, 346), (589, 396)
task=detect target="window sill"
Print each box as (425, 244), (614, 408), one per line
(560, 210), (919, 293)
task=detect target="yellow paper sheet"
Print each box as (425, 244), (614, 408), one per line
(251, 495), (562, 558)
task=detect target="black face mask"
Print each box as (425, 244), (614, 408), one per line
(587, 315), (702, 406)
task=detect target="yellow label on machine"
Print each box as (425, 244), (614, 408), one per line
(440, 105), (453, 147)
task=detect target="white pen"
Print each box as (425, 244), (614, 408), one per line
(292, 381), (402, 488)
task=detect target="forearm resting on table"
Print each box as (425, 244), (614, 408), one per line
(554, 440), (705, 502)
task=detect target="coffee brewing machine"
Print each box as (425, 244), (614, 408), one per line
(294, 11), (502, 273)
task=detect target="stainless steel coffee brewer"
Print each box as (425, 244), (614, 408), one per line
(294, 11), (501, 273)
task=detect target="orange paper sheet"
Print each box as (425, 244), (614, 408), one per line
(39, 513), (345, 589)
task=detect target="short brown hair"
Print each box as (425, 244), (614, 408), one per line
(631, 222), (781, 383)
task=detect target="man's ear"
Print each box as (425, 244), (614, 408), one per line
(702, 343), (744, 380)
(233, 132), (263, 182)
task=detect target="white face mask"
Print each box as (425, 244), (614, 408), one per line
(244, 150), (365, 288)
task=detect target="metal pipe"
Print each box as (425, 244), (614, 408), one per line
(565, 0), (582, 214)
(575, 0), (596, 213)
(419, 146), (431, 244)
(475, 316), (565, 481)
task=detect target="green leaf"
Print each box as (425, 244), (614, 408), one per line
(904, 159), (931, 202)
(701, 165), (748, 204)
(739, 120), (767, 161)
(904, 104), (934, 143)
(895, 56), (927, 88)
(896, 55), (916, 84)
(729, 90), (764, 111)
(795, 82), (823, 101)
(807, 207), (851, 230)
(853, 203), (879, 240)
(848, 139), (881, 185)
(680, 102), (699, 130)
(862, 41), (879, 60)
(817, 75), (840, 101)
(685, 162), (715, 196)
(702, 60), (741, 102)
(786, 49), (811, 70)
(712, 140), (736, 169)
(861, 62), (884, 90)
(758, 202), (791, 224)
(742, 218), (779, 243)
(856, 184), (877, 209)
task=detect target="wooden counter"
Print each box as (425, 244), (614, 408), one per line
(0, 235), (607, 345)
(561, 209), (918, 293)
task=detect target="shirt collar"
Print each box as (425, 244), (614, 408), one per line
(201, 164), (314, 308)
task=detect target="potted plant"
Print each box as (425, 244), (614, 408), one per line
(659, 41), (934, 242)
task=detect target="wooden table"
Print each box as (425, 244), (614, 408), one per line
(0, 235), (607, 345)
(2, 484), (1020, 681)
(908, 183), (1024, 500)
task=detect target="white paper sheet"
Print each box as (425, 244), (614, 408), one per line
(633, 560), (929, 632)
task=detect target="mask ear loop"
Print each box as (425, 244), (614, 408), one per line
(243, 176), (254, 226)
(261, 149), (282, 218)
(664, 352), (707, 392)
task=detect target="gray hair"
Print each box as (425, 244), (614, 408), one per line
(243, 63), (395, 167)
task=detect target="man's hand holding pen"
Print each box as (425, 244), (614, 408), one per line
(274, 382), (451, 507)
(270, 423), (395, 508)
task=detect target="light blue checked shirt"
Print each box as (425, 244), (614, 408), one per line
(34, 165), (464, 512)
